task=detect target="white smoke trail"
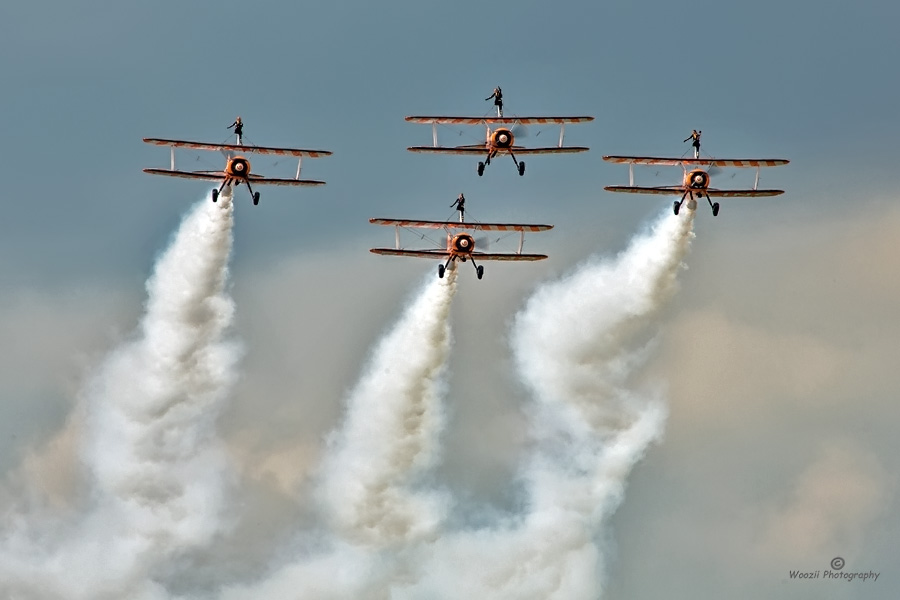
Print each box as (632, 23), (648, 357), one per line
(319, 266), (458, 548)
(396, 210), (695, 599)
(0, 192), (239, 599)
(220, 267), (459, 600)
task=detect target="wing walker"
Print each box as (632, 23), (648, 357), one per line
(406, 90), (593, 176)
(369, 194), (552, 280)
(604, 134), (789, 216)
(143, 118), (332, 205)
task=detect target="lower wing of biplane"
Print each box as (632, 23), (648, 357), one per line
(602, 155), (789, 216)
(405, 116), (592, 176)
(143, 137), (331, 205)
(369, 218), (552, 280)
(603, 186), (784, 197)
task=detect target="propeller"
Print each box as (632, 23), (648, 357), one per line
(474, 235), (492, 251)
(706, 165), (736, 179)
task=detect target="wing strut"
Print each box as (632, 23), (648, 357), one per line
(518, 230), (525, 254)
(558, 123), (566, 148)
(295, 157), (303, 179)
(754, 167), (760, 190)
(629, 163), (634, 186)
(170, 147), (175, 171)
(395, 225), (400, 250)
(432, 123), (438, 147)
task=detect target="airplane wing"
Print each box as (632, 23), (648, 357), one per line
(143, 169), (325, 186)
(370, 248), (547, 261)
(705, 159), (789, 167)
(143, 138), (332, 158)
(603, 185), (684, 195)
(407, 146), (488, 155)
(405, 116), (593, 125)
(505, 147), (589, 155)
(370, 248), (448, 259)
(471, 252), (548, 261)
(604, 185), (784, 197)
(603, 156), (789, 167)
(369, 218), (553, 232)
(706, 189), (784, 197)
(143, 168), (224, 182)
(408, 146), (588, 155)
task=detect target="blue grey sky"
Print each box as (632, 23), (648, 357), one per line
(1, 0), (899, 598)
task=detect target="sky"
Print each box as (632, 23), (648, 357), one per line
(1, 0), (899, 598)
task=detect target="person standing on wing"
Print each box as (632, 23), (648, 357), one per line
(684, 129), (701, 158)
(228, 116), (244, 145)
(451, 193), (466, 221)
(485, 87), (503, 117)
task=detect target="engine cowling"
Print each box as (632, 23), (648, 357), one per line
(226, 156), (251, 178)
(685, 169), (709, 189)
(451, 233), (475, 254)
(490, 128), (514, 149)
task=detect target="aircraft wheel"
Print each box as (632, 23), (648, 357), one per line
(477, 162), (485, 176)
(438, 264), (445, 279)
(518, 162), (525, 176)
(673, 201), (680, 215)
(212, 189), (219, 203)
(476, 265), (484, 280)
(253, 192), (260, 206)
(712, 202), (720, 217)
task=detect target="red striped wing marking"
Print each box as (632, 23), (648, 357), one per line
(405, 116), (593, 125)
(603, 155), (788, 167)
(143, 138), (332, 157)
(370, 218), (552, 232)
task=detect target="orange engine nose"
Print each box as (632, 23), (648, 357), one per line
(452, 233), (475, 254)
(226, 156), (251, 178)
(686, 169), (709, 189)
(491, 128), (514, 149)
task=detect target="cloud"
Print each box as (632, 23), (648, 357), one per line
(756, 440), (893, 562)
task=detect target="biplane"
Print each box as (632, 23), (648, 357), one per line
(143, 138), (332, 205)
(405, 115), (593, 176)
(603, 153), (789, 216)
(369, 211), (552, 280)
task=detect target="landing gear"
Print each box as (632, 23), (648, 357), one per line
(212, 189), (219, 203)
(438, 264), (446, 279)
(705, 194), (719, 216)
(673, 200), (680, 215)
(252, 192), (260, 206)
(477, 161), (485, 176)
(476, 265), (484, 280)
(518, 161), (525, 176)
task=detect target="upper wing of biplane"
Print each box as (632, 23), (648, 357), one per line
(405, 116), (594, 125)
(143, 138), (332, 158)
(603, 156), (789, 167)
(604, 185), (784, 197)
(408, 146), (588, 155)
(369, 218), (553, 232)
(369, 248), (547, 261)
(142, 169), (326, 186)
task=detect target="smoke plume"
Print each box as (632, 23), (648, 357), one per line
(0, 192), (239, 599)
